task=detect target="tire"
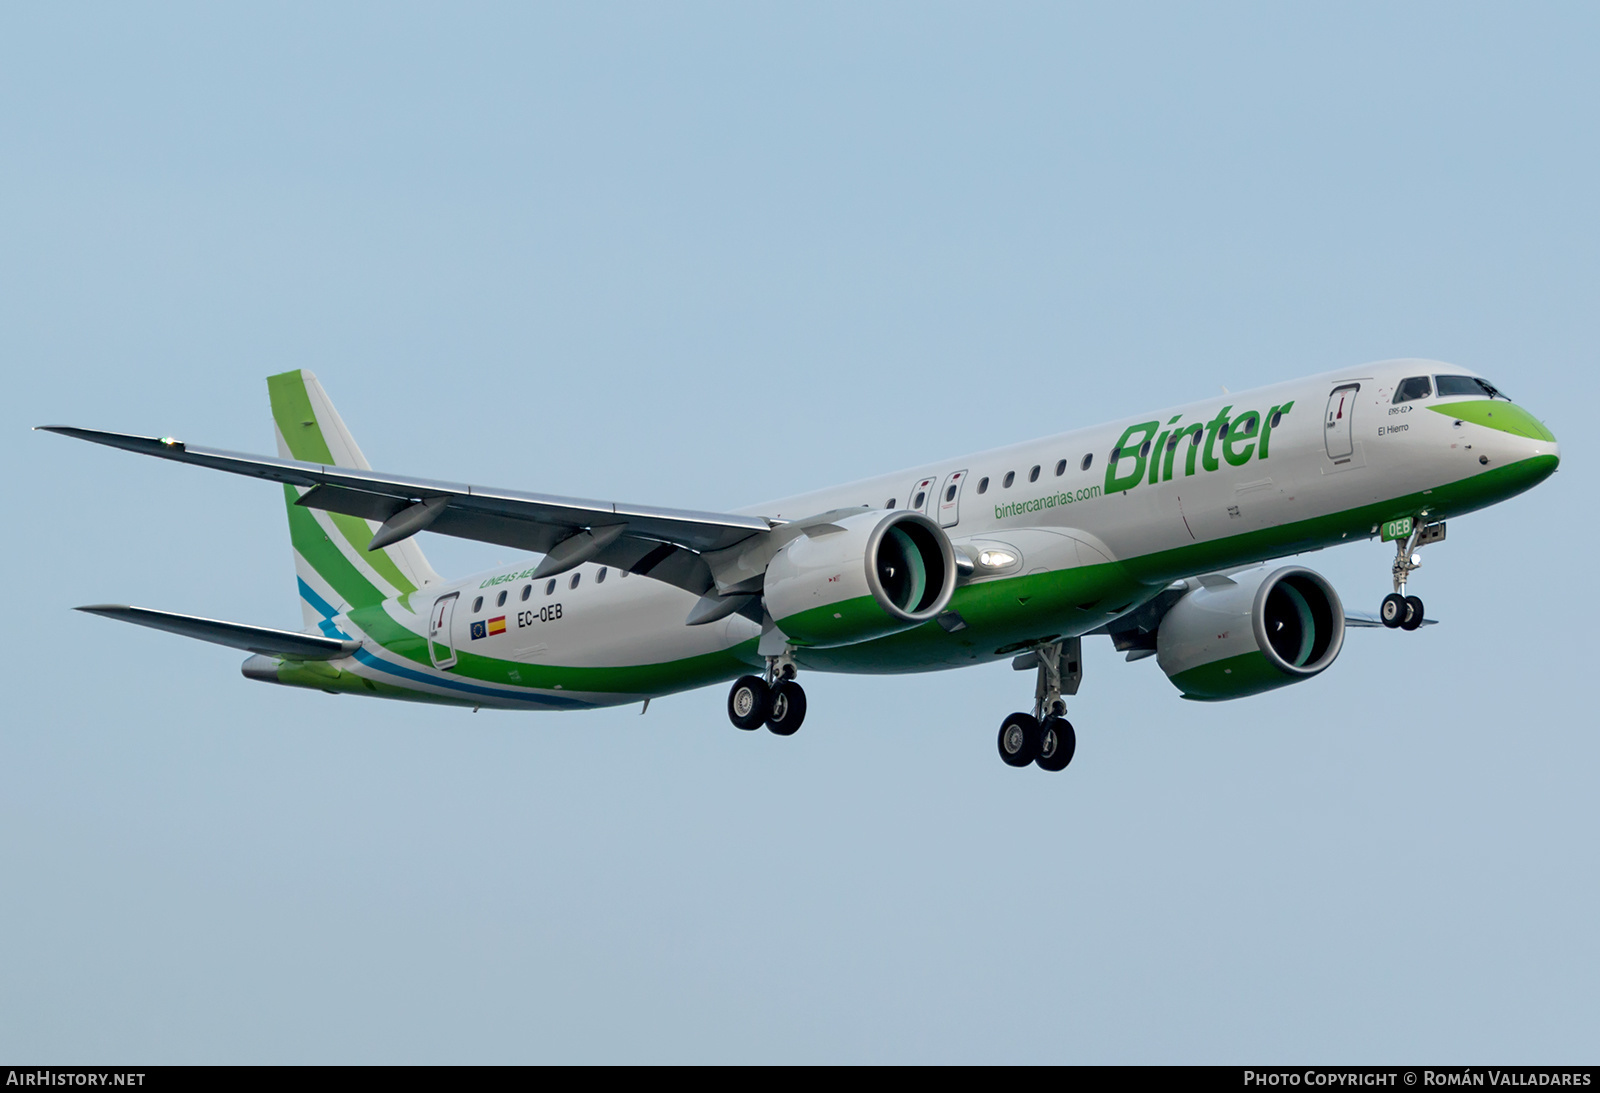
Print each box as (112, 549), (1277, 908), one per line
(766, 680), (807, 736)
(1401, 595), (1425, 631)
(1380, 593), (1406, 629)
(997, 712), (1041, 767)
(728, 675), (771, 730)
(1036, 716), (1077, 772)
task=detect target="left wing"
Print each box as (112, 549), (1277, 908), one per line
(38, 426), (775, 597)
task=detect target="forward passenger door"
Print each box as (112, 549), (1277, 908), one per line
(1325, 384), (1359, 463)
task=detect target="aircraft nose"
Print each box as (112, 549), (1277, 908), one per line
(1507, 403), (1558, 466)
(1431, 400), (1556, 449)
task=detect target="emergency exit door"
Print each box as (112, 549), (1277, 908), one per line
(906, 477), (937, 516)
(937, 470), (969, 527)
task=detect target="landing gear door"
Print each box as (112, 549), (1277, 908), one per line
(1324, 383), (1359, 462)
(428, 592), (459, 670)
(907, 477), (937, 517)
(937, 469), (969, 528)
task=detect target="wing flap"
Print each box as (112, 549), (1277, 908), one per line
(77, 605), (358, 660)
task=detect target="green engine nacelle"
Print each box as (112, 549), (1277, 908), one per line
(764, 510), (957, 648)
(1156, 566), (1346, 701)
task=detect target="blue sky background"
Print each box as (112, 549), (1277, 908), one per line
(3, 2), (1595, 1063)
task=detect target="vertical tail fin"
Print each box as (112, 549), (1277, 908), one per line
(267, 370), (441, 628)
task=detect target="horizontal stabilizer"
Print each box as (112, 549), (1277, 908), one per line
(76, 605), (358, 660)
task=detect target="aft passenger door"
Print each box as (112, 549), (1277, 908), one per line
(428, 592), (459, 670)
(937, 470), (969, 528)
(1324, 383), (1359, 463)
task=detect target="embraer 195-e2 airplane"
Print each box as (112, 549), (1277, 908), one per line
(41, 361), (1558, 771)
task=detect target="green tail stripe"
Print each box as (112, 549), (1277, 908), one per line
(269, 370), (418, 597)
(328, 510), (418, 595)
(283, 484), (385, 609)
(268, 371), (335, 464)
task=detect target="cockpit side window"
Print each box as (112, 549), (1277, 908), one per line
(1393, 376), (1433, 404)
(1435, 375), (1508, 401)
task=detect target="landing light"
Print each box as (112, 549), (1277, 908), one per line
(978, 549), (1017, 568)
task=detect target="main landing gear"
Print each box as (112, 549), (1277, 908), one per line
(1380, 520), (1446, 631)
(727, 651), (807, 736)
(997, 638), (1081, 772)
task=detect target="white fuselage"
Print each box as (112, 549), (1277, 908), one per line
(323, 359), (1556, 709)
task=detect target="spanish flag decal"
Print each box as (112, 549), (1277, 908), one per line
(488, 616), (507, 636)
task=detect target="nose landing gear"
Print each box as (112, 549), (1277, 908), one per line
(996, 638), (1081, 772)
(1380, 520), (1445, 631)
(727, 650), (808, 736)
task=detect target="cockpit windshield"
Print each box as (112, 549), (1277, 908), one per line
(1393, 376), (1433, 404)
(1435, 375), (1509, 401)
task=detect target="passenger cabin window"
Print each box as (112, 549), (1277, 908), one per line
(945, 484), (957, 502)
(1270, 410), (1283, 429)
(1003, 471), (1015, 488)
(1081, 453), (1093, 471)
(545, 579), (557, 596)
(521, 584), (532, 601)
(1139, 440), (1151, 458)
(596, 567), (607, 584)
(570, 572), (581, 590)
(913, 490), (926, 508)
(1435, 375), (1508, 400)
(1055, 459), (1067, 476)
(1394, 376), (1433, 403)
(472, 596), (483, 613)
(1028, 465), (1040, 482)
(497, 590), (508, 607)
(977, 478), (988, 494)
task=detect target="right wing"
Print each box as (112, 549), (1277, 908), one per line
(38, 426), (776, 598)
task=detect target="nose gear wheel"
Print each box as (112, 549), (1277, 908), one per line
(1379, 520), (1442, 631)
